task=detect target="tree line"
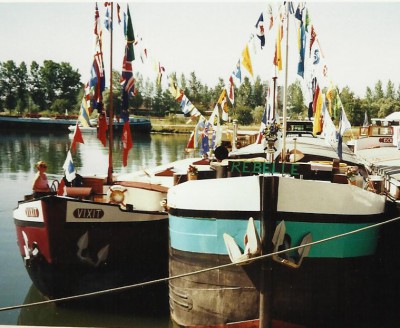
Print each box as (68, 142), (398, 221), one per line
(1, 60), (400, 126)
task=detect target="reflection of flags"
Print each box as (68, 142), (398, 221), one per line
(71, 124), (84, 152)
(242, 45), (253, 76)
(122, 121), (133, 167)
(97, 113), (108, 147)
(255, 13), (265, 49)
(63, 151), (76, 182)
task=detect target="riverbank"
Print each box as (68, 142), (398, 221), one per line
(149, 118), (358, 137)
(149, 118), (259, 134)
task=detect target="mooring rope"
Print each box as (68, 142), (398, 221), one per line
(1, 215), (399, 312)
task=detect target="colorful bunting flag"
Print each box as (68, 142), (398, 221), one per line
(63, 151), (76, 182)
(255, 13), (265, 49)
(273, 17), (283, 71)
(337, 107), (352, 159)
(297, 22), (305, 77)
(233, 60), (242, 83)
(309, 25), (316, 56)
(313, 89), (323, 135)
(169, 78), (184, 102)
(71, 124), (84, 152)
(242, 44), (253, 76)
(218, 89), (229, 121)
(120, 46), (136, 110)
(117, 3), (121, 24)
(126, 5), (135, 61)
(227, 76), (235, 105)
(78, 83), (91, 127)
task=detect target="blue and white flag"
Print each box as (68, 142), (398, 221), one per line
(255, 13), (265, 49)
(63, 151), (76, 182)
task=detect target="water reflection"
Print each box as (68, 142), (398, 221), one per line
(0, 131), (190, 177)
(18, 284), (171, 328)
(0, 131), (190, 326)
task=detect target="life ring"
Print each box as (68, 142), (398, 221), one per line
(107, 185), (127, 206)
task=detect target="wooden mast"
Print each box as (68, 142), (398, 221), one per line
(282, 2), (289, 162)
(107, 2), (114, 184)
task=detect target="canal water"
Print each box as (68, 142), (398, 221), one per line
(0, 130), (191, 327)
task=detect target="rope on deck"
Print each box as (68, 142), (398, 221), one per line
(1, 215), (400, 313)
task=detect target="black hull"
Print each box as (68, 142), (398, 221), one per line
(14, 196), (168, 303)
(169, 247), (390, 328)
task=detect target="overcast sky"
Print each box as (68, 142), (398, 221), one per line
(1, 1), (400, 98)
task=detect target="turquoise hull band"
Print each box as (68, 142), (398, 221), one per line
(169, 215), (380, 258)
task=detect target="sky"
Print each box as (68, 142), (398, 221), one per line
(1, 1), (400, 98)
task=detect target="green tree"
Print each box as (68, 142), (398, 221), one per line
(142, 77), (154, 110)
(50, 98), (70, 114)
(251, 76), (265, 108)
(152, 81), (164, 116)
(287, 80), (306, 118)
(236, 77), (252, 107)
(374, 80), (384, 100)
(0, 60), (18, 112)
(253, 105), (265, 125)
(376, 98), (400, 118)
(188, 71), (201, 103)
(15, 62), (29, 114)
(386, 80), (395, 99)
(235, 105), (253, 125)
(39, 60), (81, 110)
(28, 61), (46, 111)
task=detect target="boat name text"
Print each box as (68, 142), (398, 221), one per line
(229, 161), (300, 176)
(73, 208), (104, 219)
(379, 137), (393, 144)
(25, 207), (39, 217)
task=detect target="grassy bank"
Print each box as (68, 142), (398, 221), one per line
(149, 117), (259, 134)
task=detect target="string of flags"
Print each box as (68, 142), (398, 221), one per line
(67, 1), (352, 167)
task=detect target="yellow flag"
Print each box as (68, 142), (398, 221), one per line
(313, 92), (324, 135)
(241, 45), (253, 77)
(274, 22), (283, 71)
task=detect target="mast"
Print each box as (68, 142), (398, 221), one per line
(107, 2), (114, 184)
(282, 2), (289, 161)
